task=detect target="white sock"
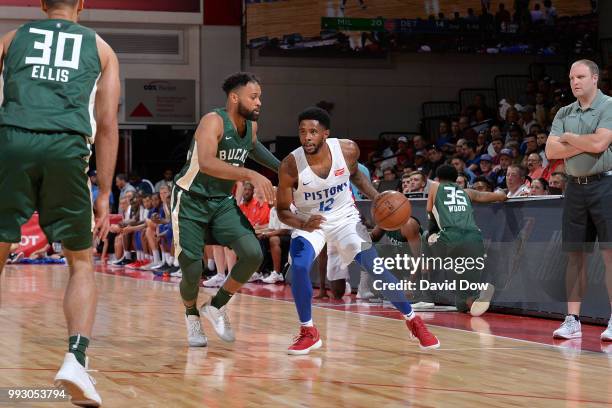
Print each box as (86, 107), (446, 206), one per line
(124, 252), (132, 260)
(162, 252), (171, 265)
(271, 270), (277, 275)
(404, 311), (415, 321)
(167, 255), (174, 265)
(173, 257), (179, 267)
(137, 250), (143, 261)
(207, 259), (215, 270)
(153, 251), (161, 264)
(301, 320), (314, 327)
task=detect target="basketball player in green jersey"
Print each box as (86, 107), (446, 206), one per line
(172, 72), (280, 347)
(427, 165), (507, 316)
(0, 1), (119, 406)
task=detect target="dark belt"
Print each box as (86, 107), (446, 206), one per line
(568, 170), (612, 185)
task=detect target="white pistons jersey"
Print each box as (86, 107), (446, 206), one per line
(291, 138), (355, 220)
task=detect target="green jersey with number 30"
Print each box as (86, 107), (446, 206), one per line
(432, 182), (480, 232)
(0, 19), (101, 141)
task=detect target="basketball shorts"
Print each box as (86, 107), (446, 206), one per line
(292, 208), (371, 268)
(171, 186), (255, 260)
(0, 126), (92, 251)
(326, 241), (350, 281)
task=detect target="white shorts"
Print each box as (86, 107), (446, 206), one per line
(326, 241), (349, 281)
(292, 208), (371, 268)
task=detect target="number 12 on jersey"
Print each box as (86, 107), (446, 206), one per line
(26, 28), (83, 83)
(318, 198), (335, 212)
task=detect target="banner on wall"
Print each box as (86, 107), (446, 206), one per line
(125, 79), (197, 124)
(0, 0), (200, 12)
(17, 214), (48, 258)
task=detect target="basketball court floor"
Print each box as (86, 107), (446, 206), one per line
(0, 264), (610, 407)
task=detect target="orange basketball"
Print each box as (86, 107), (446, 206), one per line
(371, 191), (412, 231)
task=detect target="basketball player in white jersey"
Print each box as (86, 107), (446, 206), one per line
(277, 107), (440, 355)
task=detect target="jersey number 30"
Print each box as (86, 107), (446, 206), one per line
(25, 28), (83, 70)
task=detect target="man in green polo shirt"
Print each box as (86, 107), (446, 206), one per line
(545, 59), (612, 342)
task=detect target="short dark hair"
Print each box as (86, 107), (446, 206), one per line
(465, 140), (477, 151)
(508, 164), (528, 179)
(298, 107), (331, 130)
(473, 176), (493, 191)
(533, 178), (549, 191)
(116, 173), (128, 182)
(551, 172), (568, 181)
(43, 0), (78, 8)
(436, 165), (458, 182)
(222, 72), (261, 95)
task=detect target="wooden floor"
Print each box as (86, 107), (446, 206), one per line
(246, 0), (593, 41)
(0, 265), (611, 407)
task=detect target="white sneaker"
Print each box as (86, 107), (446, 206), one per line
(261, 271), (284, 284)
(203, 273), (226, 287)
(185, 315), (208, 347)
(54, 353), (102, 407)
(470, 284), (495, 317)
(248, 272), (263, 283)
(201, 301), (236, 342)
(601, 317), (612, 341)
(357, 270), (375, 299)
(553, 315), (582, 339)
(344, 281), (352, 296)
(170, 269), (182, 278)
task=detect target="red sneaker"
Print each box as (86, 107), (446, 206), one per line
(406, 316), (440, 350)
(288, 326), (323, 355)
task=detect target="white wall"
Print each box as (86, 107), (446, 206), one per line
(200, 25), (241, 115)
(245, 52), (554, 141)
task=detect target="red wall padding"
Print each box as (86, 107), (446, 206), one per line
(203, 0), (241, 26)
(0, 0), (200, 12)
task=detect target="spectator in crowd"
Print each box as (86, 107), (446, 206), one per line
(522, 135), (539, 156)
(507, 125), (524, 144)
(450, 119), (462, 141)
(490, 148), (514, 188)
(528, 123), (542, 138)
(526, 153), (545, 180)
(90, 169), (114, 208)
(542, 158), (565, 180)
(412, 135), (428, 152)
(395, 136), (412, 168)
(488, 135), (505, 163)
(520, 106), (537, 136)
(536, 131), (550, 165)
(116, 173), (136, 200)
(505, 141), (523, 165)
(426, 144), (446, 179)
(459, 115), (477, 140)
(129, 173), (154, 195)
(548, 171), (567, 195)
(456, 173), (469, 188)
(414, 150), (428, 172)
(495, 2), (512, 29)
(436, 121), (454, 147)
(382, 167), (397, 181)
(259, 188), (292, 284)
(451, 156), (476, 183)
(401, 173), (411, 194)
(529, 178), (549, 196)
(475, 130), (488, 156)
(239, 182), (271, 282)
(476, 154), (494, 178)
(472, 176), (494, 192)
(462, 140), (481, 172)
(535, 92), (550, 126)
(530, 2), (545, 22)
(543, 0), (557, 25)
(155, 169), (174, 192)
(506, 164), (530, 197)
(405, 171), (427, 193)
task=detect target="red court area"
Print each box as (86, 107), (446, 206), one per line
(98, 264), (609, 354)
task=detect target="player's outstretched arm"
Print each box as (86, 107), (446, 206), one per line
(276, 155), (325, 232)
(196, 114), (274, 203)
(341, 139), (378, 200)
(0, 30), (17, 75)
(249, 122), (281, 173)
(93, 36), (120, 240)
(464, 188), (508, 203)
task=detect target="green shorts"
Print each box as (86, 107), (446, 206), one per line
(0, 126), (92, 251)
(171, 186), (255, 260)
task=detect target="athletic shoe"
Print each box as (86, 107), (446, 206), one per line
(288, 326), (323, 355)
(406, 316), (440, 349)
(470, 284), (495, 317)
(145, 262), (164, 271)
(203, 274), (226, 288)
(152, 264), (172, 276)
(54, 353), (101, 407)
(357, 270), (375, 299)
(248, 272), (263, 283)
(185, 315), (208, 347)
(344, 281), (352, 296)
(111, 257), (132, 266)
(170, 269), (183, 278)
(136, 261), (153, 270)
(553, 315), (582, 339)
(601, 317), (612, 341)
(261, 271), (284, 284)
(201, 301), (235, 342)
(125, 260), (144, 269)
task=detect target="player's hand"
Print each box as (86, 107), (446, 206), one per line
(301, 215), (326, 232)
(93, 193), (111, 241)
(247, 170), (275, 204)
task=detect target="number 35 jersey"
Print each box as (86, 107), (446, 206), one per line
(291, 138), (357, 221)
(0, 19), (101, 141)
(432, 182), (480, 233)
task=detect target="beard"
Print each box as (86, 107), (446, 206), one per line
(303, 140), (325, 155)
(238, 103), (260, 121)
